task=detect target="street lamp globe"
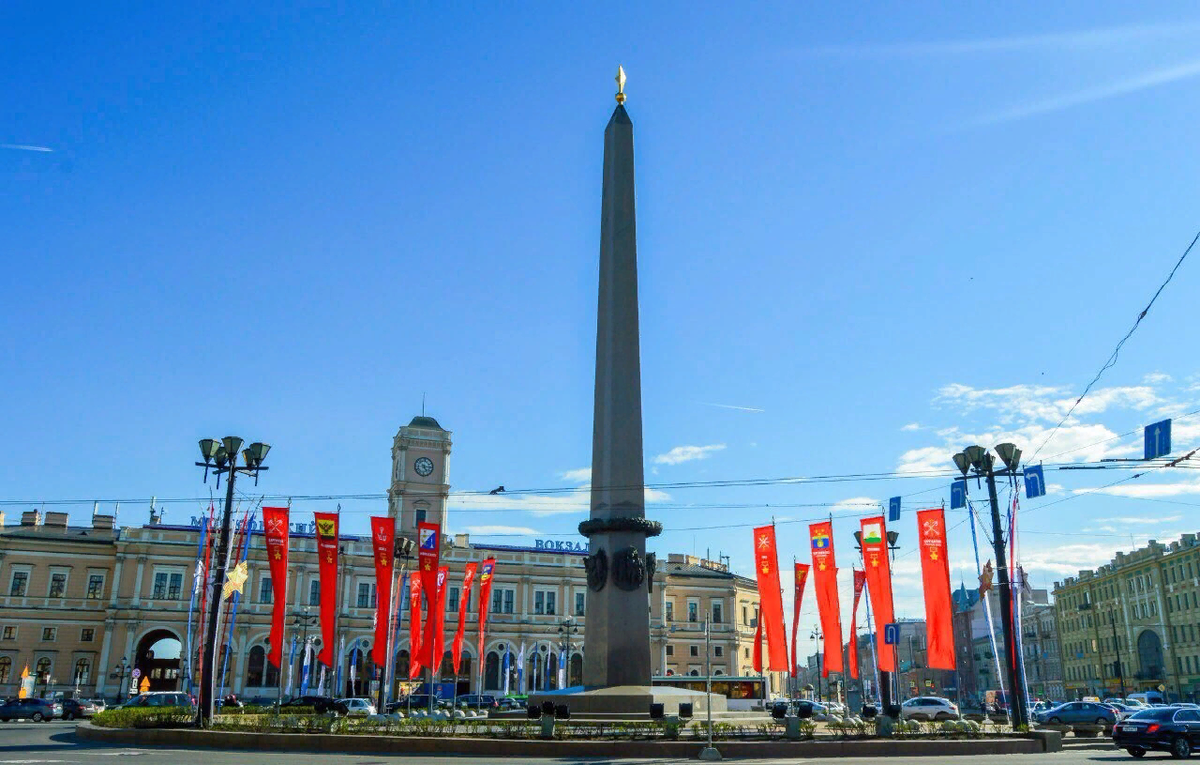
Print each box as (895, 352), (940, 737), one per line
(221, 436), (244, 461)
(995, 443), (1022, 472)
(198, 439), (220, 461)
(952, 452), (970, 477)
(963, 445), (988, 471)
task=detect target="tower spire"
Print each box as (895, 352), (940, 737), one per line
(615, 65), (627, 105)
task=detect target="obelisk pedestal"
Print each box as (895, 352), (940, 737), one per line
(528, 69), (724, 717)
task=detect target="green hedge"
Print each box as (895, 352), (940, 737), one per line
(92, 707), (195, 729)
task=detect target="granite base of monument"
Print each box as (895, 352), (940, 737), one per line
(528, 685), (727, 716)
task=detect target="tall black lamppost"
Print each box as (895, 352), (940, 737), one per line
(557, 618), (580, 688)
(810, 627), (823, 702)
(195, 436), (270, 727)
(112, 657), (130, 703)
(952, 443), (1029, 729)
(854, 528), (900, 713)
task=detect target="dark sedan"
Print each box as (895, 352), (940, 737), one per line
(0, 698), (56, 722)
(61, 698), (98, 720)
(1035, 700), (1117, 726)
(1113, 706), (1200, 759)
(280, 695), (348, 715)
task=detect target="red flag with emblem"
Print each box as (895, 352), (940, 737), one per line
(860, 515), (896, 672)
(808, 520), (843, 675)
(369, 517), (395, 667)
(314, 512), (339, 667)
(452, 563), (477, 674)
(790, 563), (809, 678)
(918, 508), (956, 670)
(751, 525), (788, 672)
(476, 557), (497, 658)
(407, 576), (423, 679)
(262, 507), (289, 668)
(752, 610), (764, 674)
(848, 569), (866, 679)
(416, 522), (441, 670)
(431, 566), (449, 674)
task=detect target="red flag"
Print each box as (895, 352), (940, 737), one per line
(476, 558), (497, 658)
(752, 525), (788, 672)
(262, 507), (290, 668)
(314, 512), (339, 667)
(848, 569), (866, 680)
(918, 508), (956, 670)
(407, 576), (423, 679)
(431, 566), (449, 675)
(369, 517), (395, 667)
(752, 612), (764, 674)
(452, 563), (477, 674)
(860, 515), (896, 672)
(790, 563), (809, 678)
(808, 521), (843, 675)
(416, 522), (442, 670)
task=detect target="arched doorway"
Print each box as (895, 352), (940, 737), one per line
(346, 642), (372, 698)
(484, 651), (500, 691)
(391, 649), (410, 698)
(569, 653), (583, 687)
(1138, 630), (1165, 680)
(134, 629), (182, 692)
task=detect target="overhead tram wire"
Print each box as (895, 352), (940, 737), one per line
(1028, 227), (1200, 462)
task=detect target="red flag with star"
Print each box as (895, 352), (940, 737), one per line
(262, 506), (289, 668)
(860, 515), (896, 672)
(451, 563), (476, 674)
(407, 576), (424, 679)
(848, 569), (866, 680)
(809, 520), (844, 674)
(369, 516), (395, 667)
(917, 508), (956, 670)
(790, 563), (809, 678)
(752, 610), (764, 674)
(751, 525), (788, 672)
(416, 522), (441, 670)
(314, 512), (339, 667)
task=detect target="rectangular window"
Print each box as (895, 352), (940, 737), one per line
(81, 628), (94, 642)
(545, 591), (556, 616)
(665, 601), (674, 621)
(10, 571), (28, 597)
(309, 579), (321, 606)
(688, 601), (698, 623)
(715, 646), (723, 657)
(712, 602), (724, 624)
(447, 586), (460, 614)
(575, 592), (585, 617)
(535, 591), (545, 615)
(42, 627), (56, 641)
(357, 583), (372, 609)
(259, 576), (273, 604)
(666, 645), (674, 656)
(49, 572), (67, 598)
(168, 573), (182, 600)
(86, 575), (104, 600)
(492, 588), (515, 614)
(2, 626), (15, 640)
(153, 572), (167, 599)
(690, 645), (699, 657)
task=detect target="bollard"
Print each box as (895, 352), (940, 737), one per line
(785, 715), (801, 740)
(539, 713), (555, 739)
(875, 714), (896, 737)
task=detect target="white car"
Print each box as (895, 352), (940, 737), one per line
(337, 698), (377, 717)
(900, 696), (959, 721)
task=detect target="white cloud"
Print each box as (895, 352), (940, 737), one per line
(463, 525), (541, 537)
(901, 422), (923, 432)
(560, 467), (591, 483)
(830, 496), (882, 515)
(1, 143), (53, 152)
(451, 485), (671, 518)
(654, 444), (727, 466)
(1078, 478), (1200, 499)
(896, 446), (953, 475)
(1145, 372), (1174, 384)
(1096, 514), (1183, 525)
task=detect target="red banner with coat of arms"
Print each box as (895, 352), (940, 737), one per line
(809, 521), (843, 675)
(452, 563), (476, 674)
(790, 563), (809, 678)
(262, 507), (289, 668)
(369, 517), (395, 667)
(860, 515), (896, 672)
(314, 512), (339, 667)
(417, 522), (442, 669)
(751, 525), (788, 672)
(476, 558), (496, 659)
(848, 569), (866, 679)
(918, 508), (956, 669)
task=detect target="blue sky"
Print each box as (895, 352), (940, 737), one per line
(4, 3), (1200, 640)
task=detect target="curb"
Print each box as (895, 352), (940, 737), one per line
(77, 722), (1059, 759)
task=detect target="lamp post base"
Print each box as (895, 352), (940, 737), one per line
(699, 746), (722, 761)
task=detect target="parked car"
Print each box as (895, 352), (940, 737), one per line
(900, 696), (960, 721)
(1105, 702), (1139, 721)
(336, 698), (377, 717)
(1035, 701), (1116, 726)
(61, 698), (98, 720)
(0, 698), (57, 722)
(241, 696), (276, 708)
(118, 692), (195, 710)
(281, 695), (348, 715)
(386, 694), (448, 713)
(792, 699), (828, 719)
(456, 694), (499, 710)
(1112, 706), (1200, 759)
(495, 696), (523, 710)
(88, 698), (107, 712)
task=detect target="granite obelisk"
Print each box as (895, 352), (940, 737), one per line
(578, 67), (662, 689)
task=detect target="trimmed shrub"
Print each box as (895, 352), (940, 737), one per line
(92, 706), (194, 729)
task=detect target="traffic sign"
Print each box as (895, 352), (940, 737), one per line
(950, 480), (966, 509)
(131, 668), (141, 679)
(884, 623), (901, 645)
(1023, 465), (1046, 499)
(888, 497), (901, 523)
(1145, 419), (1172, 460)
(139, 676), (150, 693)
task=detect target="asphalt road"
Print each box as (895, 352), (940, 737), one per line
(0, 720), (1162, 763)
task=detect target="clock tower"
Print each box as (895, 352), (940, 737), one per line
(388, 415), (452, 540)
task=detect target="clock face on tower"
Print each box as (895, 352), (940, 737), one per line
(413, 457), (435, 477)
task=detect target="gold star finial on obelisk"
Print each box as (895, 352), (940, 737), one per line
(615, 65), (627, 104)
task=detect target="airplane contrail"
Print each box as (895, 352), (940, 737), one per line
(700, 402), (765, 413)
(2, 144), (54, 152)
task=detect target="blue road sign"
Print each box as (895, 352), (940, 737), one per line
(950, 480), (966, 509)
(1145, 419), (1172, 460)
(884, 623), (901, 646)
(888, 496), (901, 523)
(1024, 465), (1046, 499)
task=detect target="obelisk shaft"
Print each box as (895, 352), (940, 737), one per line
(583, 103), (650, 688)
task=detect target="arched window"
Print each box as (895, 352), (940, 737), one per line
(484, 651), (500, 690)
(569, 653), (583, 686)
(395, 649), (410, 677)
(689, 669), (700, 676)
(440, 650), (455, 678)
(264, 653), (279, 687)
(246, 646), (266, 687)
(0, 657), (11, 685)
(74, 659), (91, 686)
(36, 657), (52, 681)
(548, 652), (560, 689)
